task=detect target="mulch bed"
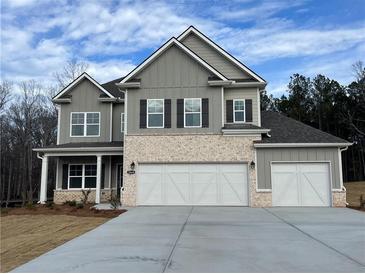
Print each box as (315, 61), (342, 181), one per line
(1, 204), (127, 218)
(347, 205), (365, 212)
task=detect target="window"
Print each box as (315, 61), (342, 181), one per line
(233, 99), (245, 123)
(147, 99), (164, 128)
(71, 112), (100, 137)
(121, 113), (125, 134)
(68, 164), (97, 189)
(184, 98), (201, 127)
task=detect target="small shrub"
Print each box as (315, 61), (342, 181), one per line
(25, 202), (35, 210)
(81, 189), (91, 205)
(76, 203), (84, 209)
(109, 190), (120, 210)
(46, 201), (54, 209)
(64, 200), (77, 207)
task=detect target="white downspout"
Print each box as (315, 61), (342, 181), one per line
(339, 146), (349, 192)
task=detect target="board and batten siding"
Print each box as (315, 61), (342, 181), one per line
(58, 79), (112, 143)
(256, 147), (342, 190)
(112, 103), (125, 141)
(127, 45), (222, 135)
(224, 88), (259, 126)
(180, 32), (250, 79)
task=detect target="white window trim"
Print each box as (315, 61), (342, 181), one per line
(184, 98), (202, 128)
(68, 164), (97, 190)
(233, 99), (246, 123)
(121, 113), (125, 134)
(147, 99), (164, 129)
(70, 112), (101, 137)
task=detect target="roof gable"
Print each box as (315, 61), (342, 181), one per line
(53, 72), (115, 100)
(178, 26), (266, 83)
(120, 38), (228, 84)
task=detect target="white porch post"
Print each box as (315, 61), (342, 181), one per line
(39, 155), (48, 204)
(95, 155), (102, 204)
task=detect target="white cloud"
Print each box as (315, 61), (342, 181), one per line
(86, 60), (136, 83)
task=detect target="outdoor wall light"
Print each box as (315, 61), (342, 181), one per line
(250, 161), (255, 169)
(130, 162), (136, 170)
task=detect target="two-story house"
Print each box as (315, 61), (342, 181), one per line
(34, 26), (351, 207)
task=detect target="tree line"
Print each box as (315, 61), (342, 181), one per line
(261, 61), (365, 182)
(0, 60), (363, 206)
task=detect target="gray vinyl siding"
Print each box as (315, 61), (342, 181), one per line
(112, 103), (125, 141)
(256, 147), (341, 190)
(127, 45), (222, 135)
(58, 79), (112, 144)
(224, 88), (259, 126)
(181, 32), (251, 79)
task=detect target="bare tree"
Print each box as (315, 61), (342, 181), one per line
(0, 80), (12, 112)
(352, 61), (365, 82)
(53, 59), (89, 89)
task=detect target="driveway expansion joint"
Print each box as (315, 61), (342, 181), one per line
(162, 206), (194, 272)
(263, 208), (365, 268)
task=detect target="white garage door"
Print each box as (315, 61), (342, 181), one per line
(271, 162), (331, 207)
(137, 163), (248, 206)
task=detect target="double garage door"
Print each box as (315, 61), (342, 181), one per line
(137, 163), (248, 206)
(271, 162), (331, 207)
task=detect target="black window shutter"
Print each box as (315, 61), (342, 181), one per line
(202, 98), (209, 128)
(101, 164), (105, 189)
(226, 100), (233, 123)
(245, 99), (253, 122)
(62, 164), (68, 189)
(164, 99), (171, 128)
(177, 99), (184, 128)
(140, 99), (147, 128)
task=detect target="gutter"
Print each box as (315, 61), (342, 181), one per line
(254, 143), (352, 148)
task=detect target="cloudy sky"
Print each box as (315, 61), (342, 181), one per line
(1, 0), (364, 96)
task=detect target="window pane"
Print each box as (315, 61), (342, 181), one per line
(69, 177), (82, 188)
(185, 99), (200, 112)
(86, 125), (99, 136)
(71, 125), (84, 136)
(87, 113), (99, 124)
(72, 113), (84, 124)
(85, 165), (97, 176)
(85, 177), (96, 188)
(70, 165), (82, 176)
(185, 113), (200, 127)
(148, 114), (163, 127)
(234, 100), (245, 111)
(148, 100), (163, 113)
(235, 111), (245, 122)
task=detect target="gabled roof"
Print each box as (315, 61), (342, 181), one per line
(257, 111), (350, 146)
(53, 72), (116, 100)
(178, 26), (266, 83)
(120, 37), (229, 84)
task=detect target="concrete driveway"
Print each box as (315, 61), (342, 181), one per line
(13, 207), (365, 273)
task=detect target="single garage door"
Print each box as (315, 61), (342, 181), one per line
(137, 163), (248, 206)
(271, 162), (331, 207)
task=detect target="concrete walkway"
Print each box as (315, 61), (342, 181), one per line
(13, 207), (365, 272)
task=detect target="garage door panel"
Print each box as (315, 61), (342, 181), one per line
(272, 163), (331, 207)
(272, 172), (299, 206)
(137, 163), (248, 206)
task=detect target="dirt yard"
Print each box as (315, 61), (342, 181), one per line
(0, 205), (125, 272)
(344, 181), (365, 209)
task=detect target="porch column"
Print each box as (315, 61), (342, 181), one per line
(95, 155), (102, 204)
(39, 155), (48, 204)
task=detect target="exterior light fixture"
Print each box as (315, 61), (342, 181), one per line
(130, 162), (136, 170)
(250, 161), (255, 169)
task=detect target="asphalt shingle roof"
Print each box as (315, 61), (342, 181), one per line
(223, 124), (267, 130)
(259, 111), (349, 144)
(101, 77), (125, 98)
(43, 141), (123, 149)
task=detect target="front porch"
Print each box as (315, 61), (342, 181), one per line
(34, 142), (123, 204)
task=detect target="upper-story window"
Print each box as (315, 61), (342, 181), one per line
(147, 99), (164, 128)
(121, 113), (125, 134)
(184, 98), (201, 127)
(71, 112), (100, 137)
(233, 99), (245, 123)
